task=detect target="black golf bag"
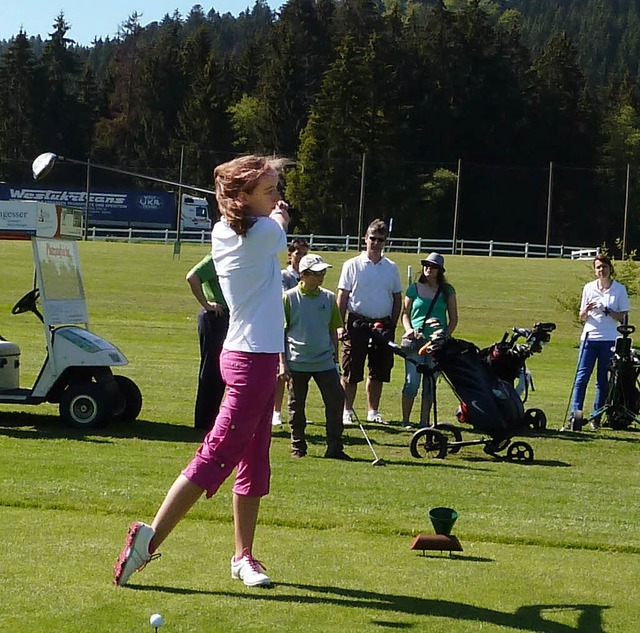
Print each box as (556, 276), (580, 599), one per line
(602, 325), (640, 429)
(431, 322), (556, 441)
(431, 337), (524, 443)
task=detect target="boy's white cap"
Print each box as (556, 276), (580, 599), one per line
(299, 254), (332, 274)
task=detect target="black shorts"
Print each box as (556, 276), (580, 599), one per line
(341, 313), (394, 384)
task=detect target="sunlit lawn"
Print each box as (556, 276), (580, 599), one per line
(0, 240), (638, 632)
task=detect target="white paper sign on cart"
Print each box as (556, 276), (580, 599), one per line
(32, 238), (89, 326)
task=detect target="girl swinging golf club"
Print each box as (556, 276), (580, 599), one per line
(114, 155), (289, 588)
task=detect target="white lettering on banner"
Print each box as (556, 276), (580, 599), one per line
(137, 195), (162, 210)
(9, 188), (127, 205)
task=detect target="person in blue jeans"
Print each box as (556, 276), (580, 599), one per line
(567, 253), (629, 430)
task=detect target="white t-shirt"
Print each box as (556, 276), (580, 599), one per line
(338, 252), (402, 319)
(580, 279), (630, 341)
(211, 216), (287, 353)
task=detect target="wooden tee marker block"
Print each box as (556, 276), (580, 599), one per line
(411, 534), (463, 557)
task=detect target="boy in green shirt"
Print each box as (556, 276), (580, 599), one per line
(281, 254), (350, 459)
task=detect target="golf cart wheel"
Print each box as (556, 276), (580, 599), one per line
(60, 382), (111, 429)
(506, 441), (534, 463)
(433, 423), (463, 454)
(409, 428), (448, 459)
(524, 408), (547, 430)
(110, 376), (143, 422)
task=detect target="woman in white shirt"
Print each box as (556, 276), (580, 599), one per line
(569, 254), (629, 429)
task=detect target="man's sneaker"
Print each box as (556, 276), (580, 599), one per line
(342, 410), (355, 425)
(291, 449), (306, 458)
(367, 410), (387, 424)
(113, 521), (158, 586)
(272, 411), (283, 426)
(231, 551), (271, 587)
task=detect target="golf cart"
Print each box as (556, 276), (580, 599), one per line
(0, 233), (142, 428)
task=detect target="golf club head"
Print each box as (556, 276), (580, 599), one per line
(372, 458), (386, 466)
(32, 152), (57, 180)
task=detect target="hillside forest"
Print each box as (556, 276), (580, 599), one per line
(3, 0), (640, 249)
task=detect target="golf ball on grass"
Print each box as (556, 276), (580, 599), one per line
(150, 613), (164, 627)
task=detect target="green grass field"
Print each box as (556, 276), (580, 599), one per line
(1, 241), (639, 632)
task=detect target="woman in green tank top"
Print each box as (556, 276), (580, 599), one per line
(400, 252), (458, 428)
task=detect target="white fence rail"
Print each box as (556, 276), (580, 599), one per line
(85, 226), (595, 259)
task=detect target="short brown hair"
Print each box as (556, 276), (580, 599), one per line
(366, 219), (388, 238)
(593, 253), (615, 276)
(288, 238), (309, 254)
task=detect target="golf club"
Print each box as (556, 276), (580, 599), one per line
(350, 408), (385, 466)
(562, 331), (589, 430)
(31, 152), (215, 196)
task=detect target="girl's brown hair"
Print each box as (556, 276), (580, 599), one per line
(213, 155), (276, 236)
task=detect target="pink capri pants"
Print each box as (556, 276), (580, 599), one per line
(182, 350), (277, 498)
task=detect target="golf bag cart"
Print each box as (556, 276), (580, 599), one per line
(390, 322), (555, 463)
(572, 324), (640, 430)
(0, 237), (142, 429)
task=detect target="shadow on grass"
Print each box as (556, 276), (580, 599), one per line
(129, 582), (608, 632)
(0, 410), (203, 443)
(458, 455), (572, 468)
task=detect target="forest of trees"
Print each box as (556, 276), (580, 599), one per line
(3, 0), (640, 249)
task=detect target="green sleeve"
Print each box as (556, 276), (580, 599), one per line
(283, 292), (291, 328)
(188, 254), (226, 306)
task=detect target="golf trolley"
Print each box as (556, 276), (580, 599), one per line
(394, 322), (556, 463)
(572, 324), (640, 430)
(0, 237), (142, 429)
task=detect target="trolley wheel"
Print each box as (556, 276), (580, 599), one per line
(433, 423), (463, 454)
(410, 428), (448, 459)
(607, 408), (631, 430)
(524, 408), (547, 430)
(110, 376), (143, 422)
(59, 382), (111, 429)
(506, 441), (534, 463)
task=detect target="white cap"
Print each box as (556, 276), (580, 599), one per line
(299, 254), (332, 274)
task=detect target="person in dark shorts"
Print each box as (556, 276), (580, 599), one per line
(336, 219), (402, 425)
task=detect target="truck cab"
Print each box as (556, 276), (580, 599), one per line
(181, 194), (211, 231)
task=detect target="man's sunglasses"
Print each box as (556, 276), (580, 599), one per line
(368, 236), (386, 243)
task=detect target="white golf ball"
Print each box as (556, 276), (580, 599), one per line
(150, 613), (164, 627)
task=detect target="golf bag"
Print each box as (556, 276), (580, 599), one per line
(601, 325), (640, 429)
(432, 337), (523, 443)
(433, 322), (556, 442)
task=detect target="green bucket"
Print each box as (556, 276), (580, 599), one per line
(429, 507), (458, 535)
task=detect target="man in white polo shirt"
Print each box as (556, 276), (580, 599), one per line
(337, 219), (402, 425)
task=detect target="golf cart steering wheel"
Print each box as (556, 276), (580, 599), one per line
(12, 288), (43, 321)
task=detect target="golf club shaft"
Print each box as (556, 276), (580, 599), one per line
(564, 331), (589, 425)
(351, 410), (381, 461)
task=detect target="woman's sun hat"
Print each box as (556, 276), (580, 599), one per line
(420, 252), (445, 272)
